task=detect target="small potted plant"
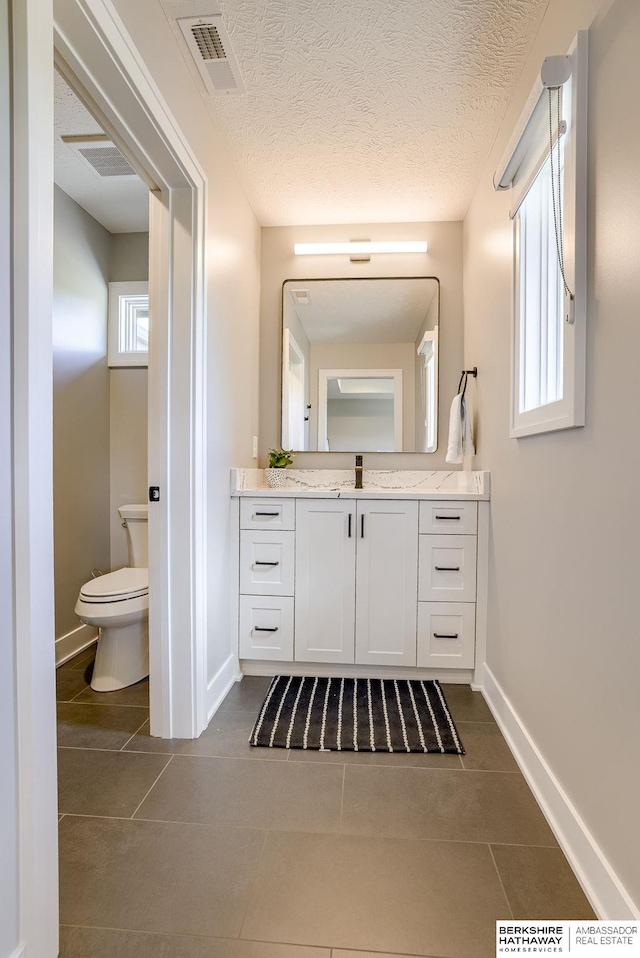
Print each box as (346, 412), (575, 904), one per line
(265, 448), (295, 489)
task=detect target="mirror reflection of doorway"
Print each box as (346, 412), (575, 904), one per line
(282, 327), (307, 450)
(317, 368), (403, 452)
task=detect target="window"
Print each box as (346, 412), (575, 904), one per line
(497, 32), (587, 438)
(108, 281), (149, 367)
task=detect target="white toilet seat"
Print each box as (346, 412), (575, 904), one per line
(79, 567), (148, 603)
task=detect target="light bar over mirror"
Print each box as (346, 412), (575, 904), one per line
(293, 241), (428, 256)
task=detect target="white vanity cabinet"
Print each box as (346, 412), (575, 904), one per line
(417, 501), (478, 669)
(354, 500), (418, 667)
(235, 489), (486, 679)
(295, 500), (355, 664)
(294, 499), (418, 666)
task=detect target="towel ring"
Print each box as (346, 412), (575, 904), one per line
(458, 367), (478, 399)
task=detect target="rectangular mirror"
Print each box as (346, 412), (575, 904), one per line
(281, 277), (439, 453)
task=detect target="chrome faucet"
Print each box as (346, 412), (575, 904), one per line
(355, 455), (363, 489)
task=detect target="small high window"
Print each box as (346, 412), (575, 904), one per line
(108, 281), (149, 367)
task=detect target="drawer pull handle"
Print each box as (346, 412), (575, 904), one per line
(254, 512), (280, 517)
(254, 561), (280, 567)
(435, 515), (461, 520)
(434, 632), (459, 639)
(435, 566), (460, 572)
(254, 626), (279, 632)
(361, 514), (365, 538)
(348, 513), (353, 537)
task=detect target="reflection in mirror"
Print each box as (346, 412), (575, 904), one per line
(281, 277), (439, 453)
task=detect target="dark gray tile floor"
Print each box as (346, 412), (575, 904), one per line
(57, 654), (595, 957)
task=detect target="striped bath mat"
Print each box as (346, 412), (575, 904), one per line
(249, 676), (464, 754)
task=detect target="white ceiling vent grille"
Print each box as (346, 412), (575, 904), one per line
(62, 135), (138, 179)
(178, 16), (246, 95)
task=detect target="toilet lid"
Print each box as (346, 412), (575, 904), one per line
(80, 567), (148, 601)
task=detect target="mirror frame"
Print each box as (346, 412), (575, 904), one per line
(280, 275), (441, 454)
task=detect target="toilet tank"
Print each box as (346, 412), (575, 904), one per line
(117, 503), (148, 568)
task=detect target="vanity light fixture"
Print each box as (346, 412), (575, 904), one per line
(293, 241), (428, 256)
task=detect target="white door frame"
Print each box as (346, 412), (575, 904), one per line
(54, 0), (209, 740)
(281, 327), (306, 449)
(317, 368), (403, 451)
(8, 0), (209, 952)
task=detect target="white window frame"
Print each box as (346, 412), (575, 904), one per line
(108, 279), (149, 367)
(509, 31), (587, 438)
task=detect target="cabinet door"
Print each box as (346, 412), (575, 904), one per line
(355, 500), (418, 667)
(417, 602), (475, 668)
(418, 534), (477, 602)
(239, 595), (294, 661)
(295, 500), (356, 663)
(240, 530), (295, 596)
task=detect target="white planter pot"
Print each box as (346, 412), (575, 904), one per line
(265, 468), (287, 489)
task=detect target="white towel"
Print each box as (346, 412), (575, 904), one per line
(446, 392), (475, 464)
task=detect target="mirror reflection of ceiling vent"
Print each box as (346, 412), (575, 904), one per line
(290, 289), (311, 306)
(178, 16), (246, 95)
(61, 135), (138, 178)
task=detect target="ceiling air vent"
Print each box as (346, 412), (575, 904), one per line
(61, 135), (138, 178)
(178, 16), (246, 95)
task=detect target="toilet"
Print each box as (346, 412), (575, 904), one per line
(75, 504), (149, 692)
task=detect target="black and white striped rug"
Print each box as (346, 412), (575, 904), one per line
(249, 676), (464, 754)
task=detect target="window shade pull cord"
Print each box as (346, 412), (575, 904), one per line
(548, 87), (574, 303)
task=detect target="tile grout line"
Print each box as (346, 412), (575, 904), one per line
(129, 754), (175, 819)
(488, 842), (515, 920)
(120, 714), (154, 751)
(237, 827), (271, 941)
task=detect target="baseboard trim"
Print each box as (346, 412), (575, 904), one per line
(481, 663), (638, 920)
(207, 653), (242, 722)
(55, 623), (98, 667)
(241, 660), (474, 684)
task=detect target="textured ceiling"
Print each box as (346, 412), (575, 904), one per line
(160, 0), (549, 225)
(284, 278), (438, 345)
(54, 72), (150, 233)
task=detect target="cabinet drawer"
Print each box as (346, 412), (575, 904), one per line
(419, 534), (477, 602)
(239, 595), (294, 661)
(240, 531), (295, 596)
(419, 501), (477, 535)
(417, 602), (475, 669)
(240, 498), (295, 531)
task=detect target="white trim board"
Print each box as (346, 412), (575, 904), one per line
(481, 663), (639, 920)
(242, 661), (475, 683)
(207, 653), (242, 722)
(55, 624), (98, 667)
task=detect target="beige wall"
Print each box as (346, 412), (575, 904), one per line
(112, 0), (262, 684)
(260, 222), (462, 469)
(109, 231), (149, 569)
(463, 0), (639, 911)
(53, 186), (111, 638)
